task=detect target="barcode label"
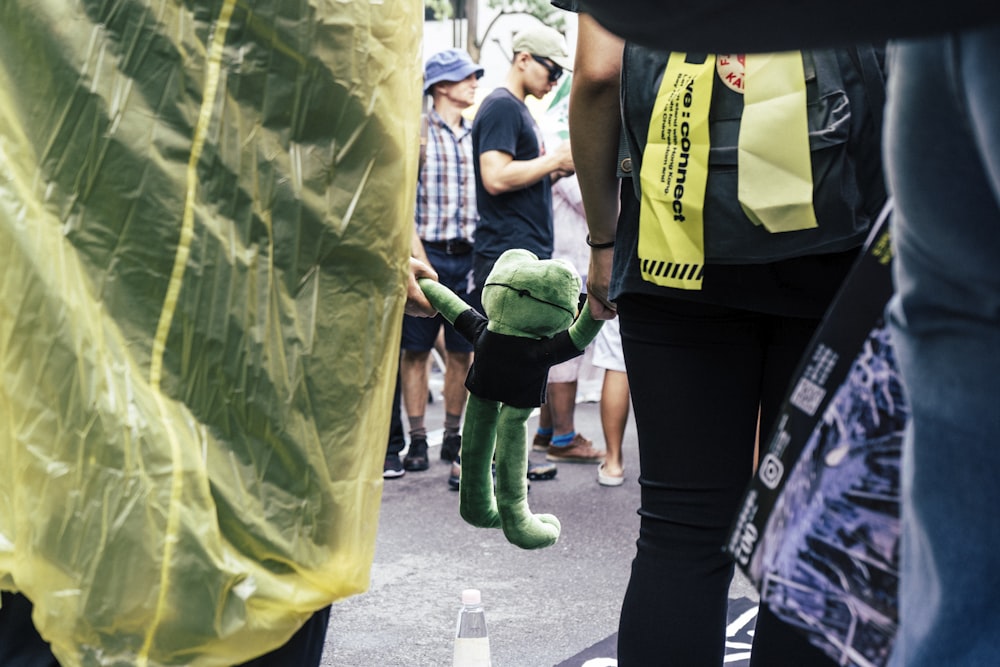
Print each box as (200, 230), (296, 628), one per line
(789, 377), (826, 416)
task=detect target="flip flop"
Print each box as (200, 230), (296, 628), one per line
(597, 462), (625, 487)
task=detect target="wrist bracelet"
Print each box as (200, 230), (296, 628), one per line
(586, 234), (615, 249)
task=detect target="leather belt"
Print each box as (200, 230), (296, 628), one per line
(424, 238), (473, 255)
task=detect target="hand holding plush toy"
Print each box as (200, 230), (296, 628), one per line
(418, 249), (603, 549)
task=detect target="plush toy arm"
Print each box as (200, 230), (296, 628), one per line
(568, 300), (604, 351)
(417, 277), (472, 325)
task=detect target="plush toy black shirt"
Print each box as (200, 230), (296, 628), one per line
(454, 308), (583, 409)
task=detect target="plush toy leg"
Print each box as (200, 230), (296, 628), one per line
(459, 394), (502, 529)
(495, 405), (561, 549)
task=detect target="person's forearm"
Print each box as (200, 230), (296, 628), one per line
(411, 227), (430, 264)
(406, 258), (439, 317)
(570, 13), (625, 244)
(480, 152), (559, 195)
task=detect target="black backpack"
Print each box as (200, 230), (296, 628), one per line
(621, 45), (887, 264)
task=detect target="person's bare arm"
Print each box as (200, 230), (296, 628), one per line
(478, 141), (575, 196)
(411, 227), (430, 266)
(405, 256), (439, 317)
(570, 13), (625, 319)
(404, 226), (438, 317)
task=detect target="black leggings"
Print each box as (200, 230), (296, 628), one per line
(615, 293), (835, 666)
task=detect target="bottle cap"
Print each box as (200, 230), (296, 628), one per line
(461, 589), (481, 605)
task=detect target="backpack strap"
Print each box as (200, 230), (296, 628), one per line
(616, 123), (632, 179)
(847, 45), (888, 210)
(848, 45), (886, 136)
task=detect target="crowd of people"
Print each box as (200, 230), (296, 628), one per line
(564, 1), (1000, 665)
(387, 26), (628, 492)
(5, 3), (997, 664)
(404, 2), (1000, 665)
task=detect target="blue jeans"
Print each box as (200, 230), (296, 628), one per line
(886, 25), (1000, 667)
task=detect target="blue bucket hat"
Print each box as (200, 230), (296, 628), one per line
(424, 48), (484, 94)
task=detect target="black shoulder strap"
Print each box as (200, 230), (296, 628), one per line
(848, 45), (886, 138)
(616, 123), (632, 180)
(847, 44), (888, 211)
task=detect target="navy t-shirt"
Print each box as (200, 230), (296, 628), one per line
(471, 88), (554, 285)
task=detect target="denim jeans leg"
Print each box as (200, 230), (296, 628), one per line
(886, 26), (1000, 667)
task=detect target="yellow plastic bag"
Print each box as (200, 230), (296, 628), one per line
(0, 1), (420, 664)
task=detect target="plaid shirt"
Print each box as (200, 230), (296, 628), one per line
(416, 108), (477, 243)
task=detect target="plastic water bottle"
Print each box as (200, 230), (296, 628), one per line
(453, 588), (491, 667)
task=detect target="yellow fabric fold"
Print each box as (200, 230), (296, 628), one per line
(738, 52), (817, 232)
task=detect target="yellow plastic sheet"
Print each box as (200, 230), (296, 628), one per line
(0, 1), (420, 664)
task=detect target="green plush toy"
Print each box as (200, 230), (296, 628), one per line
(418, 248), (603, 549)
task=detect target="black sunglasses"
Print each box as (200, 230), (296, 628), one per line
(530, 54), (563, 83)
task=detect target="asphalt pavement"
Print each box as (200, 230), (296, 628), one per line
(321, 355), (759, 666)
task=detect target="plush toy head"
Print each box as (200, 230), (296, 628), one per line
(481, 249), (581, 338)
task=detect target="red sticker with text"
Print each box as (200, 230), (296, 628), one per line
(717, 54), (746, 93)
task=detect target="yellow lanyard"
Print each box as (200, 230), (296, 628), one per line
(638, 53), (714, 290)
